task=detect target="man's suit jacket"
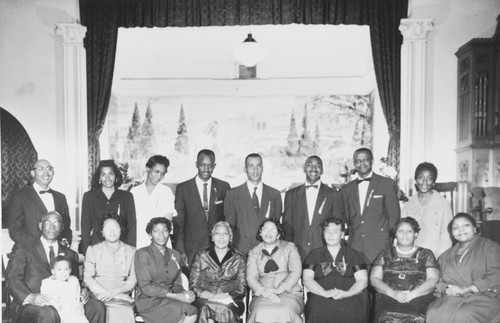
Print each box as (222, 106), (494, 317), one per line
(341, 173), (400, 263)
(6, 240), (79, 322)
(8, 185), (72, 245)
(283, 183), (344, 260)
(224, 183), (282, 254)
(174, 177), (230, 266)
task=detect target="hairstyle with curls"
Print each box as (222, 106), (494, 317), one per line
(448, 213), (478, 244)
(146, 155), (170, 170)
(414, 162), (438, 182)
(145, 217), (172, 235)
(99, 212), (126, 241)
(245, 153), (263, 167)
(197, 149), (216, 161)
(321, 216), (346, 232)
(210, 221), (234, 248)
(91, 159), (123, 190)
(353, 148), (373, 161)
(390, 217), (421, 240)
(256, 218), (285, 242)
(50, 254), (73, 270)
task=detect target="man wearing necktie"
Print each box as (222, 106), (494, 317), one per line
(7, 159), (72, 246)
(173, 149), (231, 268)
(224, 153), (282, 254)
(6, 211), (105, 323)
(341, 148), (400, 263)
(282, 156), (344, 260)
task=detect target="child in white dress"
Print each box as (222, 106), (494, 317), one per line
(41, 255), (88, 323)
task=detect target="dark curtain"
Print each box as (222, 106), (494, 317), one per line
(80, 0), (408, 178)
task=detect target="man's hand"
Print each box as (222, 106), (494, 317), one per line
(80, 288), (90, 304)
(180, 253), (188, 268)
(28, 293), (54, 307)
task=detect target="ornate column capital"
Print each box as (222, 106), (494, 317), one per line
(55, 23), (87, 44)
(399, 19), (433, 40)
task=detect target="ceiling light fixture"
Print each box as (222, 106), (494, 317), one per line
(233, 33), (266, 67)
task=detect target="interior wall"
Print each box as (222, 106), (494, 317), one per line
(410, 0), (500, 182)
(0, 0), (79, 239)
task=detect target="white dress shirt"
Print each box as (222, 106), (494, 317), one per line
(33, 182), (55, 212)
(40, 236), (59, 263)
(246, 181), (263, 207)
(356, 171), (373, 214)
(195, 176), (212, 211)
(305, 180), (321, 225)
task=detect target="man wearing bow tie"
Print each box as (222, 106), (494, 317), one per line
(173, 149), (231, 267)
(282, 156), (344, 260)
(8, 159), (72, 246)
(341, 148), (400, 263)
(6, 211), (105, 323)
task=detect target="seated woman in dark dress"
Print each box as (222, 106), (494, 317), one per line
(135, 217), (197, 323)
(370, 217), (439, 323)
(190, 221), (246, 323)
(426, 213), (500, 323)
(302, 216), (369, 323)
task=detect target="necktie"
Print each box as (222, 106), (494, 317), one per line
(49, 245), (55, 264)
(356, 177), (371, 184)
(203, 183), (209, 220)
(305, 184), (318, 190)
(40, 189), (53, 194)
(253, 187), (260, 216)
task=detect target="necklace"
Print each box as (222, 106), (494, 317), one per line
(396, 245), (416, 255)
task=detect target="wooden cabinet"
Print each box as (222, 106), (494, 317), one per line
(456, 15), (500, 187)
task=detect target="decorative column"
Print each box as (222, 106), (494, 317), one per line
(55, 23), (88, 233)
(399, 19), (433, 197)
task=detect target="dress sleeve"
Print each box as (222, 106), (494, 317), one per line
(372, 248), (387, 268)
(189, 253), (203, 296)
(421, 248), (438, 269)
(277, 243), (302, 292)
(135, 249), (171, 297)
(473, 240), (500, 294)
(229, 253), (247, 299)
(302, 248), (317, 271)
(246, 248), (266, 296)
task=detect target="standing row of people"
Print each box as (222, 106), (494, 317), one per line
(5, 146), (500, 322)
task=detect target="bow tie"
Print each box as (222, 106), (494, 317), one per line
(356, 178), (371, 184)
(39, 189), (53, 194)
(305, 184), (318, 190)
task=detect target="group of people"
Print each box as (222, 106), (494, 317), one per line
(5, 147), (500, 323)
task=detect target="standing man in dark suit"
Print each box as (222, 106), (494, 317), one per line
(341, 148), (400, 263)
(282, 155), (344, 260)
(224, 153), (282, 254)
(8, 159), (72, 246)
(6, 211), (105, 323)
(174, 149), (231, 267)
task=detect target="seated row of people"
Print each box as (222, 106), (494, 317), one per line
(9, 209), (499, 323)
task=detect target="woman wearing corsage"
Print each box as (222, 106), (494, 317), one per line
(302, 216), (368, 323)
(246, 218), (304, 323)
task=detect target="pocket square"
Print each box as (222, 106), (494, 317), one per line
(373, 195), (383, 198)
(215, 200), (223, 205)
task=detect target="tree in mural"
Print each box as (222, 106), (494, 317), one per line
(285, 111), (300, 156)
(175, 104), (189, 154)
(299, 104), (314, 156)
(124, 102), (142, 159)
(313, 122), (320, 155)
(141, 102), (157, 157)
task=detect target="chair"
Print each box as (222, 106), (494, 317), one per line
(434, 182), (457, 214)
(481, 187), (500, 245)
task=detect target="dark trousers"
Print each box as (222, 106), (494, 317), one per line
(84, 298), (106, 323)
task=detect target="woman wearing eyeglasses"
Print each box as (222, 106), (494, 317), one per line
(246, 218), (304, 323)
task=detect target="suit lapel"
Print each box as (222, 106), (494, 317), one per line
(310, 184), (328, 229)
(259, 185), (270, 218)
(34, 241), (51, 271)
(208, 179), (218, 222)
(28, 186), (48, 216)
(188, 178), (204, 212)
(297, 185), (310, 228)
(362, 175), (377, 216)
(351, 182), (362, 216)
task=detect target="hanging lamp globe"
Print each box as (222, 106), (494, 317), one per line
(233, 33), (266, 67)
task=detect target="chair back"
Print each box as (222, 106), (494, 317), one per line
(434, 182), (457, 214)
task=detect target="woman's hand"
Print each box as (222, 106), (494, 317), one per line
(388, 290), (411, 303)
(327, 288), (351, 300)
(176, 290), (196, 303)
(261, 288), (281, 303)
(445, 285), (467, 296)
(95, 288), (121, 302)
(209, 293), (235, 305)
